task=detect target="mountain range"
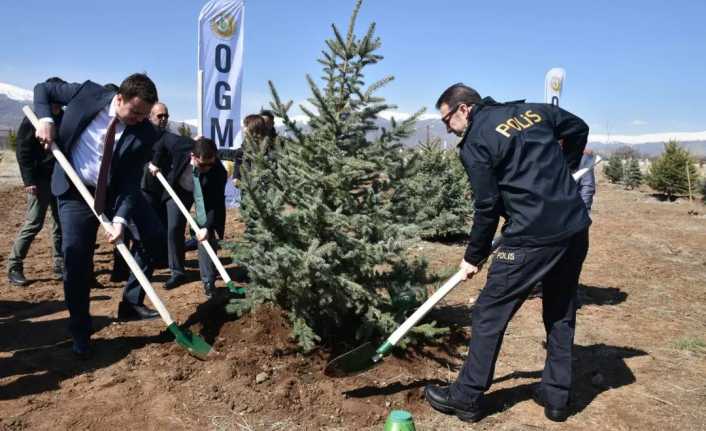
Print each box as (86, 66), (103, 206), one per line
(2, 82), (704, 157)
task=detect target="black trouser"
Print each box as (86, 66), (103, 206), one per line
(451, 229), (589, 408)
(142, 189), (167, 230)
(165, 192), (216, 283)
(58, 189), (154, 344)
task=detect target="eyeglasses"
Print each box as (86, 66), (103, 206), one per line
(193, 156), (216, 169)
(441, 104), (462, 126)
(156, 114), (169, 120)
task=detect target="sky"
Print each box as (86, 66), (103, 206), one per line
(1, 0), (705, 135)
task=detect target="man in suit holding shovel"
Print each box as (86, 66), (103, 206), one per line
(148, 137), (227, 299)
(34, 73), (161, 357)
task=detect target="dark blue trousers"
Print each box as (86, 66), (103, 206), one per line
(451, 229), (589, 408)
(58, 190), (157, 344)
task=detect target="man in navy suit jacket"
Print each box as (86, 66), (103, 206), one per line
(34, 73), (161, 357)
(149, 137), (226, 298)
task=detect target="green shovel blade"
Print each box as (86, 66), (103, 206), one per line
(226, 281), (246, 296)
(167, 323), (212, 360)
(324, 341), (384, 378)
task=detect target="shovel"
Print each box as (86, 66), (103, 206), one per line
(324, 257), (491, 378)
(324, 156), (602, 377)
(152, 167), (245, 296)
(23, 106), (213, 360)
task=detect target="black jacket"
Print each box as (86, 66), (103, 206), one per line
(460, 98), (591, 265)
(152, 138), (227, 239)
(15, 112), (62, 186)
(141, 129), (188, 195)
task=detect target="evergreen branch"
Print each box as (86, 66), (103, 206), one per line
(347, 0), (364, 44)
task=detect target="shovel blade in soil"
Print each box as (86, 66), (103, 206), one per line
(324, 342), (381, 377)
(167, 323), (213, 360)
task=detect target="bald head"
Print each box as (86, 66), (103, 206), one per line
(149, 102), (169, 130)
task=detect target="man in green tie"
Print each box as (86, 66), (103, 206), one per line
(149, 137), (227, 297)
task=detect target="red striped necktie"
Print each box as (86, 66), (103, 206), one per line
(94, 116), (118, 215)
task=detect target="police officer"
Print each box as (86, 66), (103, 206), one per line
(424, 83), (591, 423)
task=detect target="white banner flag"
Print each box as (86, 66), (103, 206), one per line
(544, 67), (566, 107)
(198, 0), (245, 149)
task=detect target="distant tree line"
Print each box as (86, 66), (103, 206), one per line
(603, 139), (703, 201)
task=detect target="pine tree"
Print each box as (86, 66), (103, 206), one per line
(604, 154), (624, 183)
(624, 158), (642, 190)
(228, 0), (445, 351)
(647, 140), (697, 200)
(177, 122), (193, 138)
(395, 138), (474, 239)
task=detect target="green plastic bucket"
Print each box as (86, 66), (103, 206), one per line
(383, 410), (416, 431)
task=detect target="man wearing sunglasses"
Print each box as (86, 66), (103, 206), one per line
(424, 83), (591, 423)
(149, 137), (227, 298)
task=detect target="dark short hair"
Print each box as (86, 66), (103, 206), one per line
(45, 77), (66, 84)
(118, 73), (158, 104)
(435, 83), (482, 110)
(104, 83), (119, 92)
(259, 109), (275, 120)
(244, 114), (267, 139)
(193, 137), (218, 159)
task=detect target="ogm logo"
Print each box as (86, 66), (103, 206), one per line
(211, 12), (236, 39)
(551, 77), (562, 92)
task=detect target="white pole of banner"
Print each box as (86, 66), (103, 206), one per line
(197, 69), (204, 136)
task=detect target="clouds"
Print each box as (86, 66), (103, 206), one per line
(588, 130), (706, 144)
(377, 110), (440, 121)
(631, 120), (648, 126)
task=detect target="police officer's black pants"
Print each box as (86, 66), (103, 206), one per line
(451, 229), (589, 408)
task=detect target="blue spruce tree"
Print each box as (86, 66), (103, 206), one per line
(228, 0), (445, 351)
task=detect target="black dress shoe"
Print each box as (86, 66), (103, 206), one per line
(533, 385), (570, 422)
(203, 281), (216, 299)
(117, 302), (159, 321)
(72, 339), (91, 360)
(8, 268), (28, 286)
(164, 274), (187, 290)
(424, 384), (483, 423)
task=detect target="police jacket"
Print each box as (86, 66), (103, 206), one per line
(460, 97), (591, 266)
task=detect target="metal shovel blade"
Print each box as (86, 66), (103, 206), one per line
(167, 323), (213, 360)
(324, 342), (381, 378)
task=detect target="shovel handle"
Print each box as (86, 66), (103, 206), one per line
(153, 169), (232, 284)
(22, 105), (175, 326)
(386, 270), (466, 348)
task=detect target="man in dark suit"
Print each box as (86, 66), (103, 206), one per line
(8, 77), (65, 286)
(149, 137), (226, 298)
(141, 102), (171, 224)
(34, 73), (161, 357)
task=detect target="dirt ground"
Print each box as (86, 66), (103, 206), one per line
(1, 160), (705, 430)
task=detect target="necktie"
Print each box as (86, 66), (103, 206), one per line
(94, 116), (118, 215)
(192, 166), (208, 226)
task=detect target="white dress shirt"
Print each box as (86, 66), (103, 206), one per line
(71, 96), (126, 187)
